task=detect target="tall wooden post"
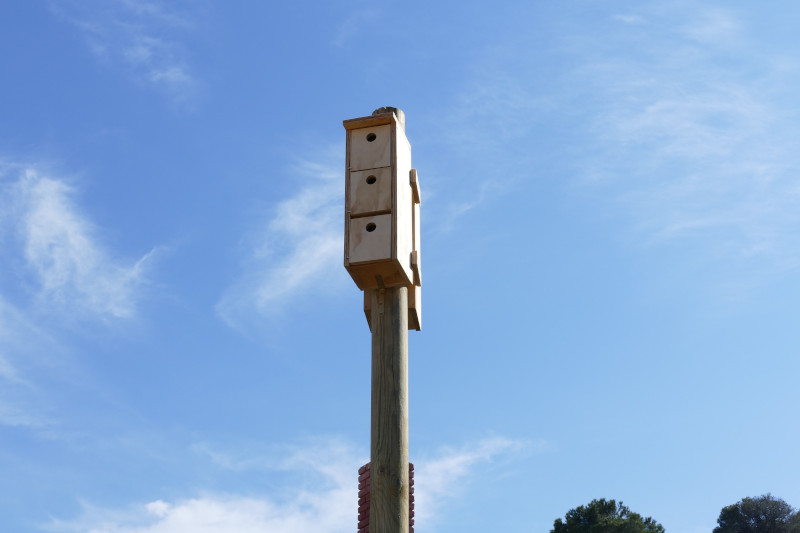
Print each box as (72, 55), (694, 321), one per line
(344, 107), (421, 533)
(370, 285), (409, 533)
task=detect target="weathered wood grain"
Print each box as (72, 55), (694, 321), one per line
(370, 286), (409, 533)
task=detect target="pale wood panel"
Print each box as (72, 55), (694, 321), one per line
(349, 214), (392, 263)
(394, 124), (414, 284)
(350, 167), (392, 216)
(350, 125), (391, 171)
(348, 262), (412, 290)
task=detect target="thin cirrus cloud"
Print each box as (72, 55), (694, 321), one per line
(216, 147), (348, 329)
(333, 8), (382, 47)
(0, 292), (69, 430)
(47, 436), (526, 532)
(574, 6), (800, 266)
(413, 437), (532, 526)
(1, 165), (156, 320)
(0, 298), (43, 428)
(49, 0), (198, 104)
(0, 164), (156, 432)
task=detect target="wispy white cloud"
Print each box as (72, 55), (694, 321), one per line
(47, 436), (527, 533)
(574, 4), (800, 267)
(614, 14), (646, 25)
(48, 438), (358, 533)
(50, 0), (198, 104)
(192, 437), (359, 478)
(0, 354), (16, 382)
(445, 70), (553, 160)
(0, 164), (158, 432)
(0, 403), (47, 429)
(1, 165), (156, 320)
(216, 146), (347, 328)
(0, 296), (56, 429)
(427, 54), (555, 233)
(414, 437), (535, 525)
(0, 303), (34, 387)
(333, 8), (382, 47)
(681, 7), (742, 46)
(435, 3), (800, 270)
(431, 179), (505, 235)
(48, 495), (350, 533)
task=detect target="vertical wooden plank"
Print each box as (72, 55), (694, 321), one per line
(370, 285), (409, 533)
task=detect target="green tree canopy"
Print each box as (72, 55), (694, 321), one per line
(551, 498), (665, 533)
(713, 494), (800, 533)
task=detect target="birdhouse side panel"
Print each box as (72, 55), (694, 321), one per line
(393, 125), (414, 284)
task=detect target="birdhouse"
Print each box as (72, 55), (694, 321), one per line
(344, 108), (422, 329)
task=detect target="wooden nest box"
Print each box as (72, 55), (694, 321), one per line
(344, 109), (422, 330)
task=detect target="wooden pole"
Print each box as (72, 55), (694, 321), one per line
(370, 284), (409, 533)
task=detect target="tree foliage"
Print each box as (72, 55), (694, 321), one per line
(714, 494), (800, 533)
(551, 498), (665, 533)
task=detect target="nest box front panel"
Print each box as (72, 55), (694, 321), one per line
(349, 214), (392, 264)
(349, 167), (392, 216)
(349, 125), (391, 171)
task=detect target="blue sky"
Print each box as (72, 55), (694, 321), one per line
(1, 1), (799, 532)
